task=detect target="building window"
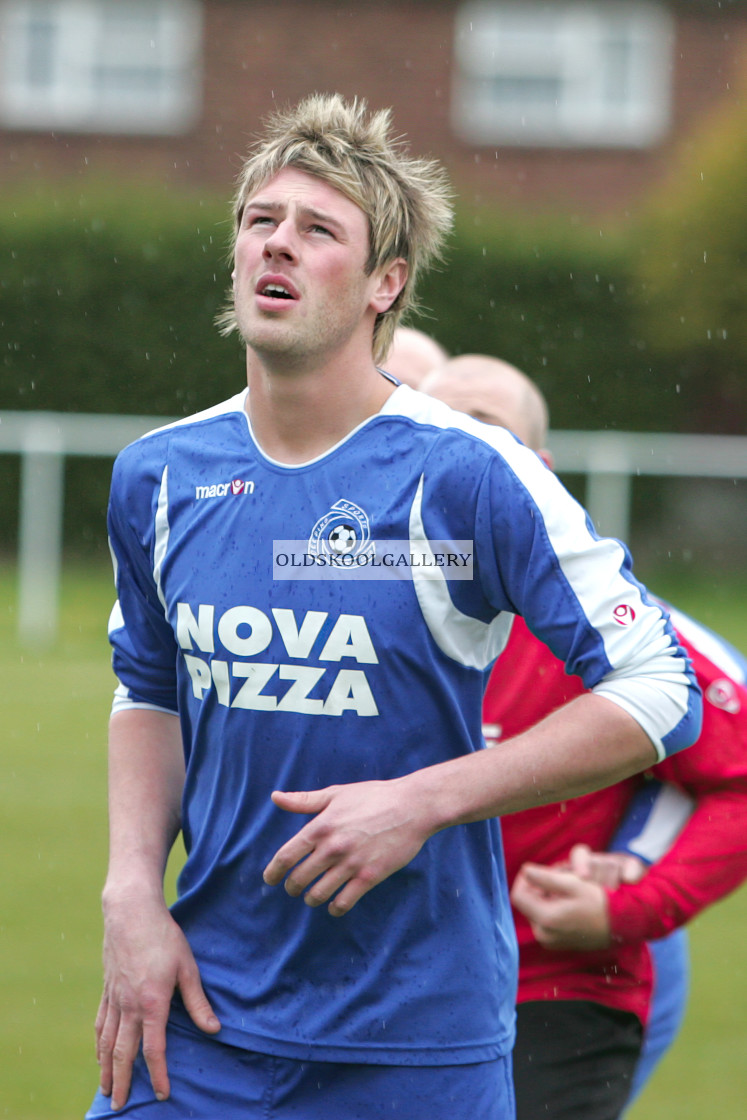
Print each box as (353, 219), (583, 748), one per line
(0, 0), (202, 134)
(452, 1), (673, 148)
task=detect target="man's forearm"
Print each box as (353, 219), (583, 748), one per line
(415, 693), (658, 834)
(103, 708), (185, 906)
(96, 707), (220, 1112)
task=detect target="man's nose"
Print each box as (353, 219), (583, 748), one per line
(262, 218), (297, 262)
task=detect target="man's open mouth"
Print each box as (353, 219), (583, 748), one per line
(260, 282), (295, 300)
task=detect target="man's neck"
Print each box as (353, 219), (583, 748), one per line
(245, 348), (396, 464)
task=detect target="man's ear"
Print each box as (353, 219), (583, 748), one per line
(370, 259), (408, 314)
(538, 448), (555, 471)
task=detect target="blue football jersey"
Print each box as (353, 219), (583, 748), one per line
(107, 383), (701, 1064)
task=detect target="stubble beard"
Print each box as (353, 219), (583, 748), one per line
(237, 291), (369, 372)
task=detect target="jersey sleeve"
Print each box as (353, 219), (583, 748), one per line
(107, 446), (179, 714)
(473, 445), (701, 760)
(607, 638), (747, 943)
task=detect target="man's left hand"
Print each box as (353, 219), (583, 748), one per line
(262, 779), (432, 916)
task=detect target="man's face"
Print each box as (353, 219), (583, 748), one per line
(233, 167), (383, 364)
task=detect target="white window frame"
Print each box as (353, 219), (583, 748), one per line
(452, 1), (673, 148)
(0, 0), (202, 135)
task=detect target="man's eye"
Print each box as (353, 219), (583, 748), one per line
(310, 224), (332, 236)
(242, 213), (273, 230)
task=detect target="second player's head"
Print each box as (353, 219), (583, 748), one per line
(383, 326), (449, 388)
(423, 354), (553, 467)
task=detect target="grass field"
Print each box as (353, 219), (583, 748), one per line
(1, 562), (746, 1118)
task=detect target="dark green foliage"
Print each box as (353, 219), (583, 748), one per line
(2, 166), (745, 557)
(1, 183), (241, 415)
(1, 183), (243, 555)
(631, 91), (747, 435)
(414, 213), (680, 434)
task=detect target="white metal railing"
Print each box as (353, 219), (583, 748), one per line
(2, 410), (747, 646)
(2, 412), (174, 647)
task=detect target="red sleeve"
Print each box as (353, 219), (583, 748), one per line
(607, 644), (747, 942)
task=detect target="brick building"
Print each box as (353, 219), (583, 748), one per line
(1, 0), (745, 214)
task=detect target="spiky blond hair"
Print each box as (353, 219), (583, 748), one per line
(217, 93), (454, 361)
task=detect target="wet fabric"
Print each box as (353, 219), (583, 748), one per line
(85, 1017), (516, 1119)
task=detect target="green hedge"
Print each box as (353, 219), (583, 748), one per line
(631, 84), (747, 436)
(415, 214), (675, 433)
(1, 184), (242, 556)
(1, 172), (743, 556)
(1, 184), (240, 416)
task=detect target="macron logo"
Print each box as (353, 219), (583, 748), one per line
(195, 479), (255, 500)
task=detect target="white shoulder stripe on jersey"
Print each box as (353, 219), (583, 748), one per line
(153, 464), (170, 613)
(382, 383), (524, 454)
(409, 474), (514, 671)
(392, 385), (673, 675)
(626, 783), (695, 863)
(393, 386), (692, 756)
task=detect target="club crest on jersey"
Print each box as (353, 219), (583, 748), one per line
(706, 678), (741, 714)
(309, 499), (375, 562)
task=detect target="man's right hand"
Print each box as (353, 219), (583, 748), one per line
(95, 894), (220, 1111)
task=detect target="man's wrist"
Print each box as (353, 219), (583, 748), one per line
(102, 873), (168, 914)
(400, 763), (467, 836)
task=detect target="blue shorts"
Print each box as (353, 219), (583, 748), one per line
(85, 1019), (515, 1120)
(625, 929), (690, 1108)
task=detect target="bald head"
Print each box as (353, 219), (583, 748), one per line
(383, 326), (448, 389)
(422, 354), (550, 458)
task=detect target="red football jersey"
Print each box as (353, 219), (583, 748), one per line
(485, 611), (747, 1024)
